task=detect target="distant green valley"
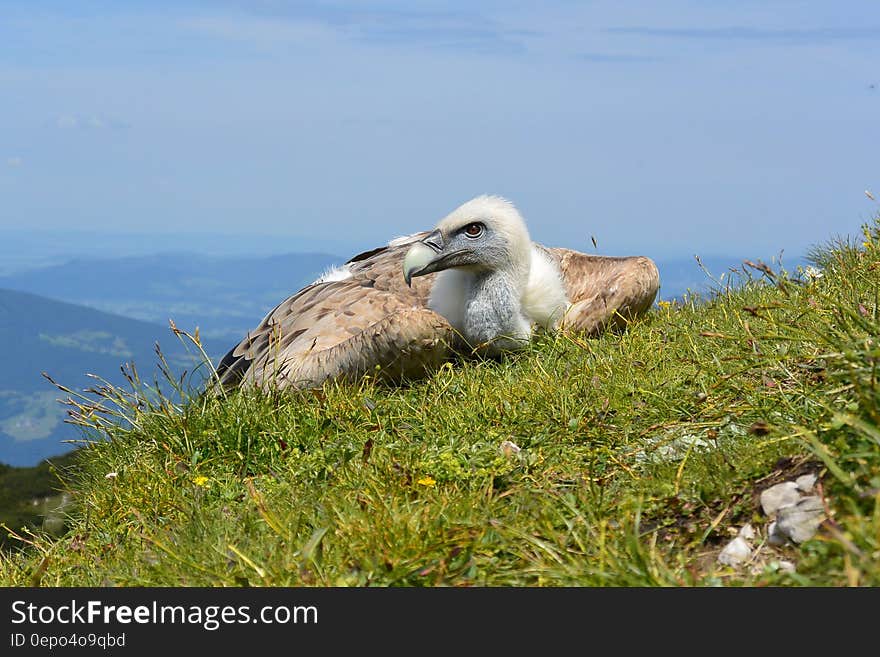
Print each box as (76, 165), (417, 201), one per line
(0, 288), (220, 466)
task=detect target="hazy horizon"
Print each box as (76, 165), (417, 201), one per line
(3, 222), (828, 255)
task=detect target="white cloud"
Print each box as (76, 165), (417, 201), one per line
(180, 15), (340, 47)
(179, 9), (527, 55)
(56, 115), (79, 129)
(6, 156), (22, 167)
(54, 114), (129, 130)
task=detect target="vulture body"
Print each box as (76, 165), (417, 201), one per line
(216, 196), (660, 390)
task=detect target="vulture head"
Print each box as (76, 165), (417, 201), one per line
(403, 196), (532, 286)
(403, 195), (569, 355)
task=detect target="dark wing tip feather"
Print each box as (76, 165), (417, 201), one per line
(346, 245), (389, 264)
(215, 343), (249, 388)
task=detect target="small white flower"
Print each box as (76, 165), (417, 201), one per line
(803, 265), (823, 281)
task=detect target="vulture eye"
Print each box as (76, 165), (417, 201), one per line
(463, 222), (484, 238)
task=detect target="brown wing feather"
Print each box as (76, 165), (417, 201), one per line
(216, 241), (453, 390)
(544, 248), (660, 335)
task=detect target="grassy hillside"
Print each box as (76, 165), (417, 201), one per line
(1, 222), (878, 586)
(0, 288), (221, 466)
(0, 452), (79, 552)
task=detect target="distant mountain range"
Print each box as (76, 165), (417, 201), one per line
(0, 248), (805, 467)
(0, 252), (341, 344)
(0, 229), (363, 277)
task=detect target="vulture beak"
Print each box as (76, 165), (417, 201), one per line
(403, 229), (444, 287)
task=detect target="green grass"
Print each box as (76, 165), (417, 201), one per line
(2, 220), (880, 586)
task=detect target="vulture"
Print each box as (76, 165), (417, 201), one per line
(215, 196), (660, 390)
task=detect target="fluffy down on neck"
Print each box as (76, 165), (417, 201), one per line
(428, 245), (570, 333)
(521, 247), (570, 329)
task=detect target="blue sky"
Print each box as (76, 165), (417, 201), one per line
(1, 1), (878, 259)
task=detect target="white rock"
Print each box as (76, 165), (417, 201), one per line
(718, 536), (752, 567)
(767, 521), (787, 546)
(778, 560), (796, 574)
(760, 481), (801, 516)
(738, 523), (756, 540)
(795, 473), (817, 493)
(775, 496), (825, 544)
